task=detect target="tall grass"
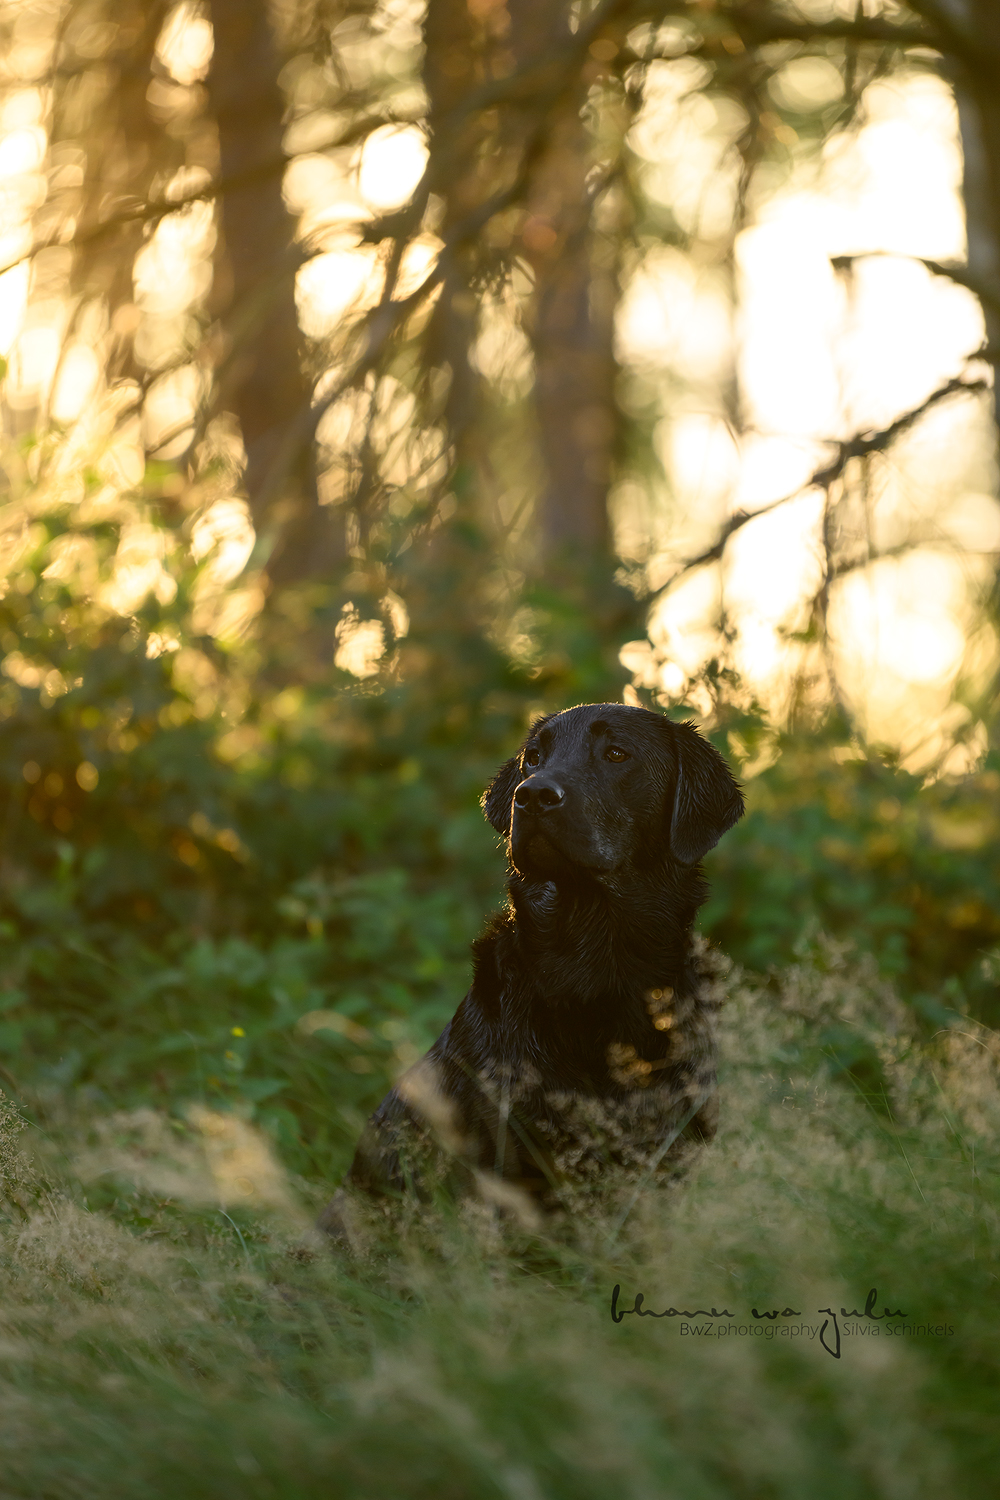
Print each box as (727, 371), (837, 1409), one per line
(2, 444), (999, 1493)
(1, 944), (997, 1498)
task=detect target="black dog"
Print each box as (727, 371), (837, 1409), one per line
(319, 703), (744, 1234)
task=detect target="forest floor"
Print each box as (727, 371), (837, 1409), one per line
(0, 943), (996, 1500)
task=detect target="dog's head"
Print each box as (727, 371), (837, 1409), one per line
(481, 703), (744, 879)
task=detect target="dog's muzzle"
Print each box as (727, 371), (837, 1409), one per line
(510, 775), (579, 876)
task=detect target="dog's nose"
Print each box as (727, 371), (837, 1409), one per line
(513, 776), (565, 814)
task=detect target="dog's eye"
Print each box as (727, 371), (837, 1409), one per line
(605, 747), (629, 763)
(523, 747), (541, 768)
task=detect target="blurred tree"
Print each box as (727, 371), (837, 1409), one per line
(334, 0), (999, 664)
(2, 0), (998, 695)
(51, 1), (178, 389)
(920, 0), (1000, 424)
(207, 0), (344, 586)
(421, 0), (482, 475)
(8, 0), (181, 429)
(503, 0), (621, 562)
(3, 0), (1000, 1127)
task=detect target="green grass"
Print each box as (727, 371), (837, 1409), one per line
(2, 479), (999, 1493)
(1, 946), (998, 1498)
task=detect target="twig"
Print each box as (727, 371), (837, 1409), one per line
(0, 0), (632, 282)
(0, 109), (421, 281)
(831, 251), (1000, 317)
(255, 68), (604, 519)
(658, 370), (989, 591)
(903, 0), (1000, 83)
(719, 3), (937, 52)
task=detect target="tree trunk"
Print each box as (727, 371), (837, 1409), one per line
(407, 0), (635, 705)
(422, 0), (619, 565)
(389, 0), (498, 699)
(954, 0), (1000, 433)
(422, 0), (485, 478)
(207, 0), (343, 587)
(41, 1), (177, 387)
(506, 0), (617, 563)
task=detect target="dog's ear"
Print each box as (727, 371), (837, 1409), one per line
(480, 715), (553, 836)
(481, 756), (522, 835)
(666, 719), (745, 865)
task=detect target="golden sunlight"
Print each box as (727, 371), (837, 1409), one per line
(633, 68), (997, 763)
(0, 10), (995, 741)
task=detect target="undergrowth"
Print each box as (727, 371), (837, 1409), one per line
(1, 532), (997, 1184)
(0, 947), (997, 1498)
(2, 454), (1000, 1494)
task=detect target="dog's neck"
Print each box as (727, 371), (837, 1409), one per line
(501, 862), (706, 1006)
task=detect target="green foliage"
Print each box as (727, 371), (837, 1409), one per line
(0, 500), (650, 1178)
(0, 956), (998, 1496)
(1, 476), (1000, 1495)
(707, 725), (1000, 1022)
(1, 509), (999, 1193)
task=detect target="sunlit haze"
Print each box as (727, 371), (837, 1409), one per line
(1, 22), (996, 770)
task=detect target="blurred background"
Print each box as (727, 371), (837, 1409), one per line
(0, 0), (998, 1180)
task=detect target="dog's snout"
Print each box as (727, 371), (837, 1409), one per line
(513, 776), (565, 814)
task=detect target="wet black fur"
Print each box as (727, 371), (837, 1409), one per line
(319, 703), (744, 1229)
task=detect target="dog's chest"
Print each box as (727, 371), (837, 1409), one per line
(472, 983), (697, 1097)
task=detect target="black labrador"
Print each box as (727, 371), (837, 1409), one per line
(319, 703), (744, 1235)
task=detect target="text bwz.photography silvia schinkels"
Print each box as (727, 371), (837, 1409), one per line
(610, 1285), (956, 1360)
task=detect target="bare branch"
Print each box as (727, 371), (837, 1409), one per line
(829, 536), (1000, 585)
(719, 3), (938, 51)
(904, 0), (1000, 82)
(20, 0), (933, 295)
(658, 369), (990, 589)
(0, 110), (418, 280)
(831, 250), (1000, 317)
(1, 0), (635, 282)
